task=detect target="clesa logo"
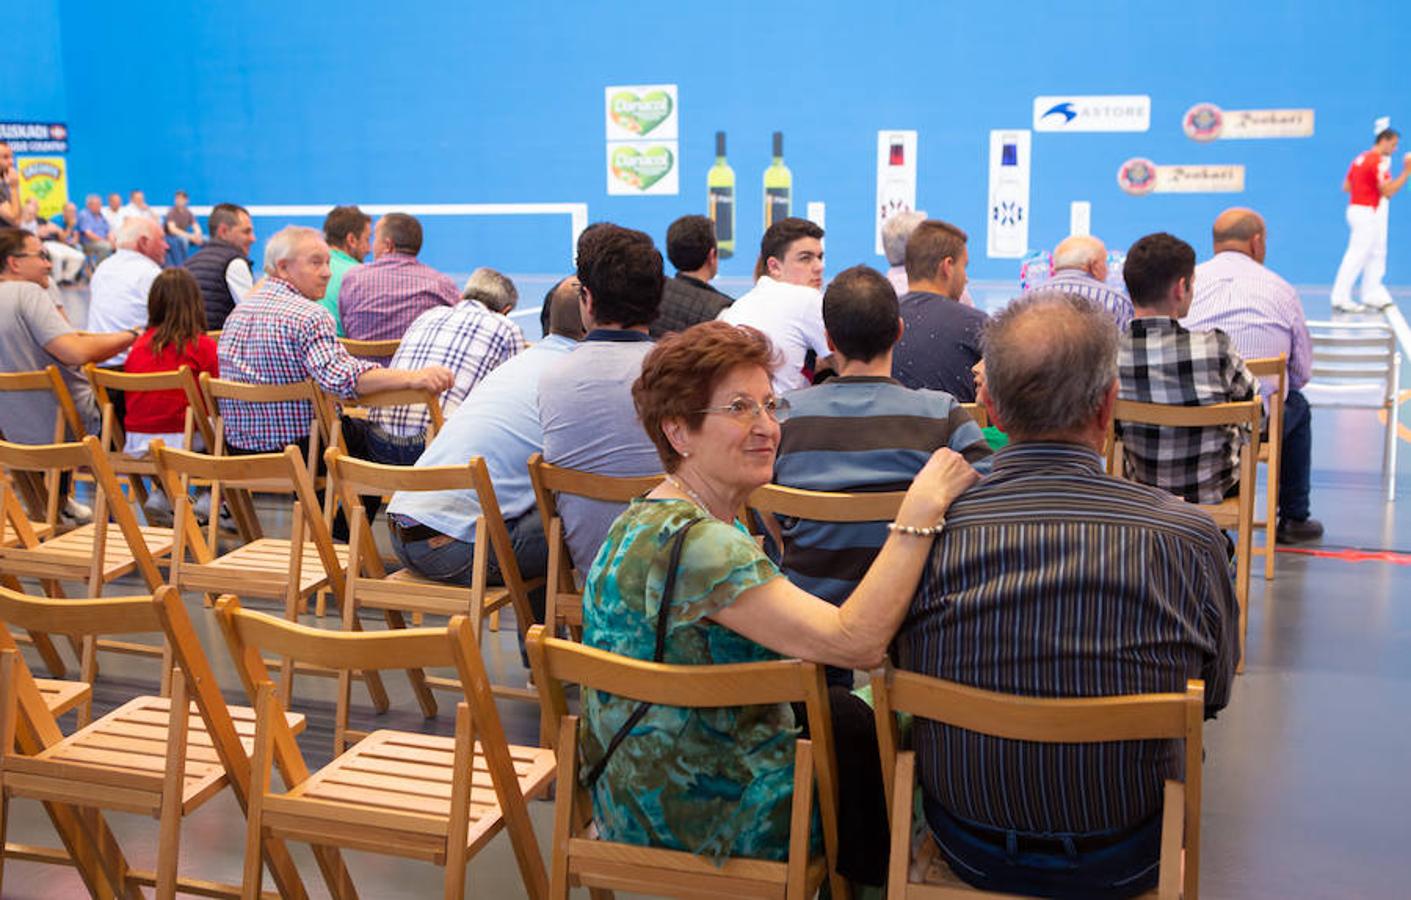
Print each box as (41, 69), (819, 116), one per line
(1041, 102), (1078, 124)
(1117, 158), (1159, 196)
(1183, 103), (1223, 141)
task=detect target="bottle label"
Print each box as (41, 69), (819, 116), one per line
(765, 188), (791, 227)
(709, 186), (734, 243)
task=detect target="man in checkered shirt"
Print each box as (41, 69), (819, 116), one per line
(217, 225), (454, 457)
(1115, 232), (1259, 504)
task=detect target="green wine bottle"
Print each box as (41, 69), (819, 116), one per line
(763, 131), (792, 229)
(707, 131), (736, 259)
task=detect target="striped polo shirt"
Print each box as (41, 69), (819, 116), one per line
(898, 442), (1238, 835)
(774, 376), (992, 684)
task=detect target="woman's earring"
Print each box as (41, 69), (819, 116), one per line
(680, 450), (691, 459)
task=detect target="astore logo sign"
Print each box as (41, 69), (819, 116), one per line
(1034, 96), (1151, 133)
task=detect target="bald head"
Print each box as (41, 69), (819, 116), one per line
(1052, 235), (1109, 280)
(1212, 207), (1266, 263)
(546, 276), (587, 340)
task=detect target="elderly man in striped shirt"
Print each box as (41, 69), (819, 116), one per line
(898, 291), (1238, 897)
(1183, 208), (1322, 543)
(1025, 233), (1133, 328)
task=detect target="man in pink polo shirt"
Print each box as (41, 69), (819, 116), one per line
(1331, 128), (1411, 311)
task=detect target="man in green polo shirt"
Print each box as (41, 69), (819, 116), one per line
(318, 205), (372, 336)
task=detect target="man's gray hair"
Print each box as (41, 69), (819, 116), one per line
(461, 267), (519, 313)
(1052, 235), (1107, 271)
(881, 210), (927, 266)
(263, 225), (323, 275)
(114, 216), (161, 250)
(982, 292), (1118, 439)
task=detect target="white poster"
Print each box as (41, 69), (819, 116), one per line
(875, 130), (918, 255)
(606, 141), (680, 196)
(987, 130), (1031, 259)
(1118, 158), (1244, 195)
(605, 84), (679, 141)
(1033, 95), (1150, 132)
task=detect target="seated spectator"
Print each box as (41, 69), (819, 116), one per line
(893, 219), (988, 400)
(216, 225), (453, 459)
(163, 189), (205, 266)
(353, 267), (525, 465)
(719, 217), (829, 392)
(317, 204), (371, 336)
(75, 194), (113, 263)
(183, 202), (256, 331)
(114, 190), (159, 233)
(101, 193), (123, 234)
(582, 321), (976, 885)
(385, 276), (585, 636)
(88, 217), (168, 366)
(651, 214), (732, 338)
(881, 209), (926, 297)
(1118, 232), (1258, 504)
(1026, 233), (1133, 328)
(338, 212), (459, 342)
(538, 224), (665, 571)
(20, 199), (86, 285)
(0, 228), (140, 521)
(773, 265), (992, 688)
(48, 202), (88, 284)
(898, 291), (1239, 897)
(461, 266), (519, 315)
(1183, 207), (1322, 542)
(0, 142), (18, 228)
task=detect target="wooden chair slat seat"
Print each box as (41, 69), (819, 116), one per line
(35, 677), (91, 718)
(177, 538), (348, 595)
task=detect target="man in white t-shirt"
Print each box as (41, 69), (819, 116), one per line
(88, 217), (167, 364)
(718, 217), (831, 393)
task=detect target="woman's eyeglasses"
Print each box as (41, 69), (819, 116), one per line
(697, 396), (791, 423)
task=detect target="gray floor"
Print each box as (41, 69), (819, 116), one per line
(6, 283), (1410, 897)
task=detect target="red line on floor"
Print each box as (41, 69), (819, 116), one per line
(1278, 546), (1411, 565)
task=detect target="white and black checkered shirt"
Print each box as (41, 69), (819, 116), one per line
(1117, 317), (1259, 504)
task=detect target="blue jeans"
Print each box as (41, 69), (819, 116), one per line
(924, 797), (1161, 898)
(1278, 389), (1312, 521)
(388, 511), (548, 663)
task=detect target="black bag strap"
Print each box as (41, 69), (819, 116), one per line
(583, 516), (702, 788)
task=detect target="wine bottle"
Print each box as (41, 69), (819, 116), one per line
(763, 131), (792, 229)
(707, 131), (736, 259)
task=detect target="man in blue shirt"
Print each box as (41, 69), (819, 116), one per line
(538, 225), (665, 571)
(74, 193), (113, 263)
(893, 219), (990, 400)
(385, 277), (585, 626)
(774, 264), (992, 688)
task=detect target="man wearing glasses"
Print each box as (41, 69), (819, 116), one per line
(773, 265), (993, 690)
(538, 224), (665, 572)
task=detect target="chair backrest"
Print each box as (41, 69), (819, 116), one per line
(330, 386), (446, 444)
(199, 373), (332, 470)
(338, 337), (400, 360)
(85, 363), (214, 456)
(527, 453), (663, 628)
(1303, 320), (1400, 408)
(1111, 398), (1263, 485)
(870, 665), (1204, 900)
(748, 483), (907, 522)
(0, 366), (86, 443)
(959, 401), (988, 429)
(0, 435), (164, 589)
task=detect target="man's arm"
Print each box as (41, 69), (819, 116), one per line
(1195, 535), (1240, 715)
(225, 257), (253, 303)
(355, 365), (455, 397)
(1380, 154), (1411, 198)
(0, 168), (19, 224)
(44, 330), (137, 366)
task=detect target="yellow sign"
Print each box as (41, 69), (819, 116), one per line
(17, 156), (69, 220)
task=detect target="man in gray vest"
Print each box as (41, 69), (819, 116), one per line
(183, 202), (255, 330)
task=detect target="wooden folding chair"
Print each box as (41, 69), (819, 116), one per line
(870, 665), (1204, 900)
(338, 337), (401, 361)
(217, 596), (555, 900)
(0, 366), (89, 522)
(526, 453), (662, 635)
(1111, 399), (1261, 672)
(958, 402), (988, 429)
(0, 584), (315, 900)
(327, 449), (542, 751)
(1244, 356), (1287, 581)
(151, 442), (379, 707)
(526, 624), (848, 900)
(0, 435), (173, 696)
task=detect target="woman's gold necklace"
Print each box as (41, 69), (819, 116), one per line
(666, 474), (719, 519)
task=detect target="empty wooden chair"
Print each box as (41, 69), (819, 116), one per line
(1244, 355), (1287, 580)
(526, 624), (848, 900)
(217, 595), (555, 900)
(870, 664), (1204, 900)
(0, 584), (315, 900)
(527, 453), (662, 634)
(327, 449), (542, 751)
(0, 366), (89, 520)
(1111, 399), (1261, 671)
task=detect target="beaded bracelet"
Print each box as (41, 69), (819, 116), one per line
(887, 519), (945, 537)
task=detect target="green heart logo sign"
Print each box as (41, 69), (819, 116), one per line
(611, 145), (675, 191)
(609, 90), (674, 136)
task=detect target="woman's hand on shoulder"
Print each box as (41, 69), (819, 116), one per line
(896, 448), (979, 529)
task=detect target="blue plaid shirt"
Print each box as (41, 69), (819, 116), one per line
(370, 300), (525, 436)
(216, 278), (377, 451)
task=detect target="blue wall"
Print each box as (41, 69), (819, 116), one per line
(10, 1), (1409, 285)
